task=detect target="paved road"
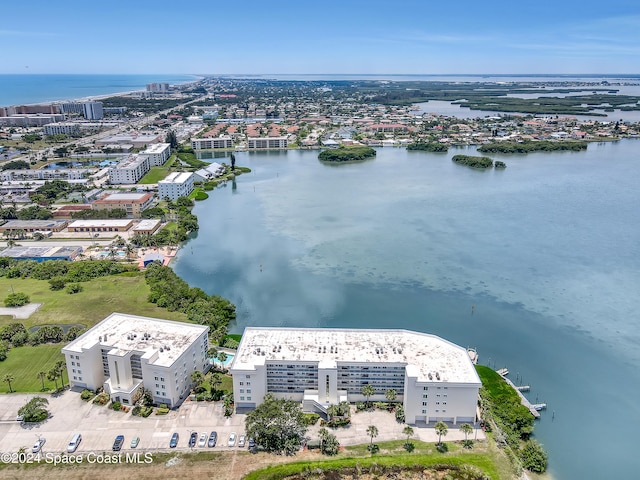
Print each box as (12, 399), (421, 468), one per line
(0, 390), (484, 456)
(0, 303), (42, 319)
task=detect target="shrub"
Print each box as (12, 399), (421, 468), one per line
(111, 401), (122, 411)
(4, 292), (30, 307)
(303, 413), (320, 426)
(66, 283), (83, 294)
(80, 389), (94, 401)
(93, 393), (110, 405)
(156, 404), (170, 415)
(326, 417), (351, 428)
(520, 439), (548, 473)
(395, 405), (405, 423)
(356, 401), (366, 412)
(462, 439), (474, 449)
(49, 277), (66, 290)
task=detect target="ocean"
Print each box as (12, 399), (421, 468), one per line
(173, 142), (640, 479)
(0, 74), (198, 106)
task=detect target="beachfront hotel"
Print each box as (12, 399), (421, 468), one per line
(62, 313), (209, 407)
(230, 327), (481, 425)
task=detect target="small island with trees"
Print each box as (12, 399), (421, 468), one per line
(452, 155), (494, 169)
(478, 140), (588, 154)
(406, 142), (448, 152)
(318, 146), (376, 162)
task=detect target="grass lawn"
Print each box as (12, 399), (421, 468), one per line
(139, 166), (171, 184)
(0, 273), (192, 392)
(0, 273), (187, 330)
(245, 440), (504, 480)
(0, 344), (68, 393)
(475, 365), (518, 400)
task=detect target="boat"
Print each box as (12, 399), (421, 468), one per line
(467, 347), (478, 365)
(533, 403), (547, 411)
(496, 368), (509, 376)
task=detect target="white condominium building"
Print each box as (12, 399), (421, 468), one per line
(62, 313), (209, 407)
(158, 172), (195, 200)
(108, 154), (150, 184)
(83, 101), (103, 120)
(231, 328), (481, 425)
(140, 143), (171, 166)
(191, 136), (233, 150)
(247, 136), (288, 149)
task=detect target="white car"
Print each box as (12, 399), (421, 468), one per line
(198, 433), (207, 448)
(238, 435), (246, 448)
(32, 437), (46, 453)
(228, 432), (237, 447)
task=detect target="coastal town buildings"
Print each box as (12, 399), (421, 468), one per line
(140, 143), (171, 166)
(62, 313), (209, 407)
(91, 192), (154, 218)
(247, 136), (288, 149)
(107, 154), (150, 184)
(158, 171), (194, 200)
(83, 101), (103, 121)
(191, 136), (233, 150)
(230, 327), (481, 425)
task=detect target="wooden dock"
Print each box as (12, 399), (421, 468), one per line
(502, 375), (540, 418)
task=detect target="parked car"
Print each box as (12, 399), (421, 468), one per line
(248, 437), (256, 450)
(198, 433), (207, 447)
(228, 432), (237, 447)
(67, 433), (82, 453)
(32, 437), (46, 453)
(238, 435), (246, 448)
(112, 435), (125, 452)
(189, 431), (198, 448)
(207, 431), (218, 447)
(169, 432), (179, 448)
(130, 436), (140, 449)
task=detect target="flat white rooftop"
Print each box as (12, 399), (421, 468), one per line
(68, 219), (132, 228)
(98, 192), (150, 202)
(233, 327), (480, 384)
(142, 143), (170, 154)
(159, 172), (193, 184)
(63, 313), (207, 368)
(134, 219), (161, 231)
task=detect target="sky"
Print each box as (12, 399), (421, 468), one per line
(1, 0), (639, 75)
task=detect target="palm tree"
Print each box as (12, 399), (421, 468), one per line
(37, 371), (47, 392)
(217, 351), (228, 368)
(55, 360), (66, 389)
(210, 373), (222, 393)
(3, 373), (15, 393)
(385, 388), (397, 403)
(435, 421), (448, 446)
(361, 384), (375, 407)
(47, 369), (59, 391)
(207, 347), (218, 359)
(460, 423), (473, 442)
(403, 425), (414, 447)
(366, 425), (378, 452)
(190, 371), (204, 389)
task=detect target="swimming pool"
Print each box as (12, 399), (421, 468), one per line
(210, 353), (234, 368)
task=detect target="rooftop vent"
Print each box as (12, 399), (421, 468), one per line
(160, 348), (164, 353)
(436, 372), (440, 380)
(99, 336), (102, 342)
(428, 373), (433, 380)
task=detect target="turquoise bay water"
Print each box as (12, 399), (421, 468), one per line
(173, 142), (640, 479)
(0, 74), (197, 106)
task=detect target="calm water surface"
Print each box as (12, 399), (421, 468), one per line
(174, 142), (640, 479)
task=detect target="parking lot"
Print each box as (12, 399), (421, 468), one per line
(0, 390), (484, 455)
(0, 391), (248, 454)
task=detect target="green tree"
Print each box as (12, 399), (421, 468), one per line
(361, 384), (375, 407)
(366, 425), (379, 452)
(435, 421), (448, 445)
(3, 373), (15, 392)
(190, 371), (205, 391)
(217, 351), (228, 367)
(47, 369), (59, 391)
(18, 396), (49, 422)
(55, 360), (66, 389)
(245, 393), (307, 455)
(460, 422), (473, 441)
(520, 439), (548, 473)
(37, 371), (47, 392)
(403, 425), (414, 447)
(385, 388), (397, 403)
(318, 427), (339, 455)
(4, 292), (30, 307)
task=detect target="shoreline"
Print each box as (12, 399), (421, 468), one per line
(0, 74), (203, 108)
